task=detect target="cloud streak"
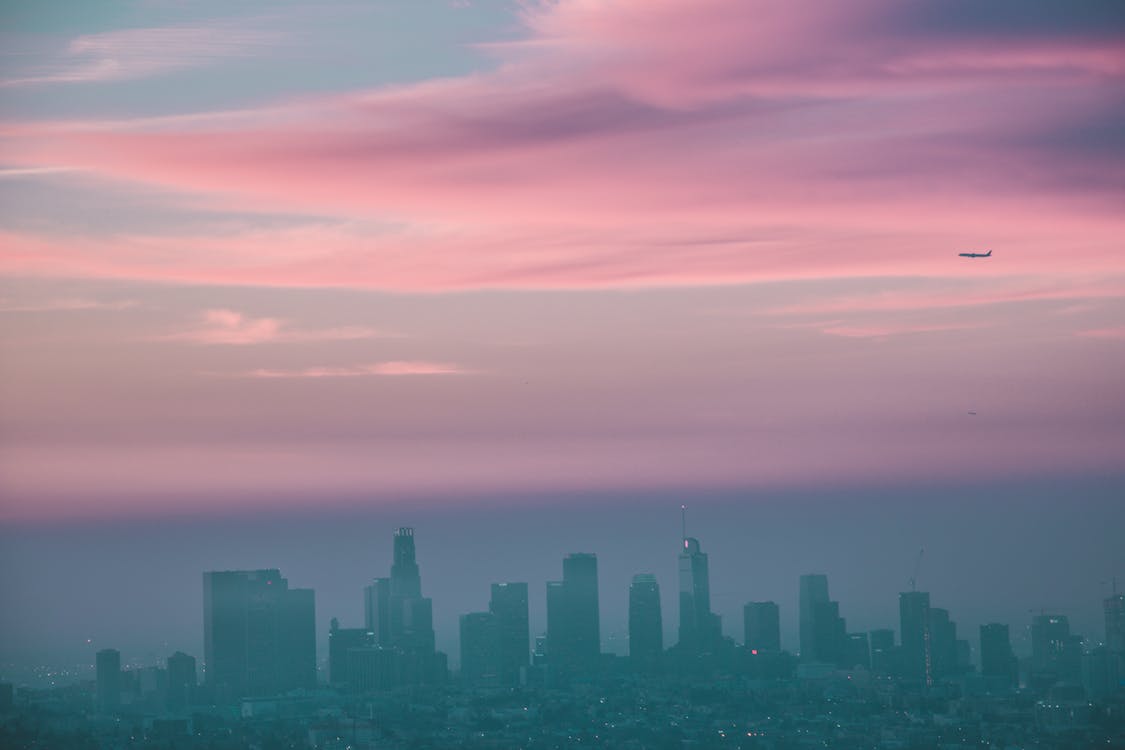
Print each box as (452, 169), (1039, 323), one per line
(0, 0), (1121, 294)
(242, 361), (470, 378)
(162, 308), (382, 345)
(1, 25), (288, 88)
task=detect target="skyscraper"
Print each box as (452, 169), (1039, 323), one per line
(490, 582), (530, 685)
(845, 632), (871, 670)
(359, 527), (444, 687)
(328, 618), (374, 686)
(202, 569), (316, 699)
(929, 607), (958, 679)
(899, 591), (932, 686)
(460, 612), (501, 687)
(743, 601), (781, 653)
(546, 553), (601, 672)
(95, 648), (121, 712)
(629, 573), (663, 669)
(799, 574), (829, 661)
(679, 537), (721, 652)
(1106, 593), (1125, 654)
(166, 651), (196, 713)
(799, 575), (845, 664)
(1030, 614), (1083, 685)
(980, 623), (1017, 688)
(363, 577), (391, 645)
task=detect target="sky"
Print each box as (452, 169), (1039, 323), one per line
(1, 0), (1124, 679)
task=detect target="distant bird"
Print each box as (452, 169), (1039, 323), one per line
(959, 250), (992, 258)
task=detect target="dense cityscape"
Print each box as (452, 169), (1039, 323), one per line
(1, 526), (1122, 749)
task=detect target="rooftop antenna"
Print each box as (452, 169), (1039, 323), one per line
(681, 504), (687, 547)
(909, 547), (924, 592)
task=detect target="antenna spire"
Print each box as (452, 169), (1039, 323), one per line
(681, 504), (687, 543)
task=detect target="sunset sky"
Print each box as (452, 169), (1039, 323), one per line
(1, 0), (1124, 521)
(2, 0), (1124, 677)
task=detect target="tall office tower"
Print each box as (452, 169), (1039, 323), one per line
(744, 602), (781, 653)
(202, 569), (316, 700)
(166, 651), (196, 713)
(629, 574), (663, 668)
(363, 578), (391, 645)
(980, 623), (1017, 688)
(1031, 614), (1083, 684)
(328, 618), (374, 686)
(384, 528), (436, 655)
(899, 591), (932, 685)
(1106, 594), (1125, 653)
(95, 648), (121, 712)
(391, 527), (422, 598)
(546, 553), (601, 672)
(565, 553), (601, 662)
(799, 575), (829, 661)
(929, 607), (958, 679)
(811, 600), (847, 665)
(359, 527), (443, 688)
(869, 628), (897, 675)
(679, 537), (721, 652)
(845, 632), (871, 670)
(490, 582), (530, 685)
(460, 612), (501, 687)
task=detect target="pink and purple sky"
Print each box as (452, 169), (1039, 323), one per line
(2, 0), (1124, 522)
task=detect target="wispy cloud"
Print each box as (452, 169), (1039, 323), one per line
(0, 297), (139, 312)
(818, 322), (984, 339)
(0, 0), (1122, 294)
(1076, 326), (1125, 340)
(1, 25), (287, 88)
(243, 361), (470, 378)
(164, 308), (381, 345)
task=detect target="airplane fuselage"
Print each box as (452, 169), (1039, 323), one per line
(958, 250), (992, 258)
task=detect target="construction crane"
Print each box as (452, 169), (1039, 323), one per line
(909, 548), (924, 592)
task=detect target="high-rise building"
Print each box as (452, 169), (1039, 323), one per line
(799, 575), (829, 661)
(546, 553), (601, 672)
(490, 582), (530, 685)
(95, 648), (121, 712)
(328, 618), (374, 686)
(899, 591), (932, 685)
(929, 607), (958, 679)
(980, 623), (1017, 688)
(166, 651), (196, 713)
(357, 527), (445, 688)
(679, 537), (721, 652)
(1030, 614), (1083, 685)
(1106, 594), (1125, 654)
(629, 574), (663, 669)
(743, 601), (781, 653)
(845, 633), (871, 670)
(460, 612), (501, 687)
(870, 628), (897, 675)
(202, 569), (316, 700)
(799, 575), (846, 664)
(363, 578), (391, 645)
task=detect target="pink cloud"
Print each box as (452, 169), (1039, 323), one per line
(818, 322), (984, 339)
(1076, 327), (1125, 340)
(0, 0), (1122, 294)
(243, 361), (469, 378)
(165, 308), (381, 345)
(0, 297), (139, 312)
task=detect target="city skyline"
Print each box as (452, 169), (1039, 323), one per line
(3, 490), (1122, 685)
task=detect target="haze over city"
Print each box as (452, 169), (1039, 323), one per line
(1, 1), (1123, 747)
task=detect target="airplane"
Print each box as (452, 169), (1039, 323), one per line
(959, 250), (992, 258)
